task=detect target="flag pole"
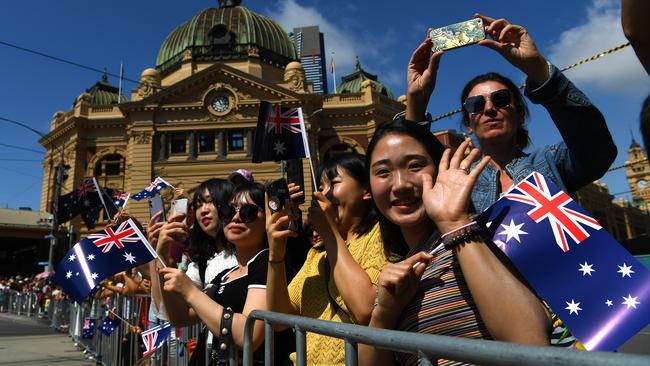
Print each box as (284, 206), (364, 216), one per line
(108, 308), (136, 328)
(92, 177), (111, 218)
(331, 52), (337, 94)
(117, 61), (124, 104)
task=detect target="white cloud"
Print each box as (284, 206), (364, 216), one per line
(547, 0), (649, 95)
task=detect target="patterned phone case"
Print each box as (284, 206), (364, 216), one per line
(429, 18), (485, 52)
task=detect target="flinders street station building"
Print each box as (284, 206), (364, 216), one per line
(38, 0), (406, 232)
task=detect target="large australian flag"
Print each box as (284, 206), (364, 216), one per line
(53, 219), (158, 303)
(477, 171), (650, 351)
(252, 101), (310, 163)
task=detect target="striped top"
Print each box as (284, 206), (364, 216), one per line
(396, 243), (491, 366)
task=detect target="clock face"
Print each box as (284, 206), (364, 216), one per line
(637, 179), (648, 189)
(211, 95), (229, 112)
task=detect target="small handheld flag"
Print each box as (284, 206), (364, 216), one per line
(82, 318), (96, 339)
(477, 172), (650, 351)
(53, 219), (158, 303)
(252, 101), (310, 163)
(131, 177), (172, 201)
(100, 312), (121, 336)
(142, 322), (172, 357)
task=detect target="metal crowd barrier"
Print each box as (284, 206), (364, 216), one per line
(5, 291), (40, 317)
(243, 310), (650, 366)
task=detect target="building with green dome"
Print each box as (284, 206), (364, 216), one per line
(38, 0), (406, 231)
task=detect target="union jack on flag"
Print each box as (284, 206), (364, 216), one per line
(131, 177), (172, 201)
(77, 178), (98, 198)
(87, 220), (141, 253)
(142, 322), (172, 357)
(267, 104), (302, 134)
(502, 172), (602, 252)
(477, 171), (650, 351)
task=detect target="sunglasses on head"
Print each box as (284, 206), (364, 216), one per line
(217, 203), (260, 224)
(463, 89), (512, 114)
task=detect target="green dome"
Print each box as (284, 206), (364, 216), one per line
(338, 57), (394, 99)
(156, 2), (297, 73)
(81, 72), (127, 106)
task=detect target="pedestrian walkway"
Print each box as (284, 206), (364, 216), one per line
(0, 313), (95, 365)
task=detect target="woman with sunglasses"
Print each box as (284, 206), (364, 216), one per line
(358, 119), (551, 366)
(407, 14), (616, 214)
(266, 152), (392, 365)
(158, 182), (293, 365)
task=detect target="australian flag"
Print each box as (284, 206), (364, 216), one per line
(53, 219), (158, 303)
(56, 191), (79, 223)
(82, 318), (96, 339)
(477, 171), (650, 351)
(107, 189), (129, 208)
(56, 178), (104, 229)
(100, 312), (120, 336)
(252, 101), (310, 163)
(142, 322), (172, 357)
(132, 177), (171, 201)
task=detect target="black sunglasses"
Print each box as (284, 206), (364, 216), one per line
(463, 89), (512, 114)
(217, 203), (260, 224)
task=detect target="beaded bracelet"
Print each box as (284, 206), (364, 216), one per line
(440, 221), (484, 250)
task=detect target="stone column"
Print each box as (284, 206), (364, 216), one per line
(246, 129), (254, 157)
(188, 131), (197, 160)
(158, 132), (168, 161)
(217, 130), (226, 159)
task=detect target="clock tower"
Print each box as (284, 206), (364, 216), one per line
(626, 137), (650, 210)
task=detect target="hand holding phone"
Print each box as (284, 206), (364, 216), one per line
(429, 18), (485, 52)
(149, 196), (166, 224)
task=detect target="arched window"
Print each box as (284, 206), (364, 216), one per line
(94, 154), (124, 177)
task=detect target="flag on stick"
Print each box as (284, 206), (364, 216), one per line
(82, 318), (96, 339)
(100, 312), (120, 336)
(142, 322), (172, 357)
(132, 177), (173, 201)
(53, 219), (158, 303)
(252, 101), (310, 163)
(477, 171), (650, 351)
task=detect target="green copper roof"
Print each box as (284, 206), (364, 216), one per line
(84, 72), (128, 106)
(338, 57), (394, 99)
(156, 5), (297, 73)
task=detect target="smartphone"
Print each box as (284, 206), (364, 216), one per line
(429, 18), (485, 52)
(168, 198), (190, 264)
(148, 196), (166, 223)
(285, 159), (306, 204)
(266, 178), (290, 213)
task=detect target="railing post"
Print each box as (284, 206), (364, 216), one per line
(418, 351), (434, 366)
(265, 321), (274, 366)
(242, 313), (256, 366)
(344, 339), (358, 366)
(295, 326), (306, 366)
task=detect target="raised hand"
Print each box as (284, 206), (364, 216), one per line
(146, 212), (165, 250)
(307, 191), (339, 241)
(157, 213), (189, 264)
(475, 14), (549, 85)
(422, 140), (490, 234)
(373, 252), (433, 325)
(406, 34), (443, 121)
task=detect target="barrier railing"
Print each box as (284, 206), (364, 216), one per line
(243, 310), (650, 366)
(4, 289), (649, 366)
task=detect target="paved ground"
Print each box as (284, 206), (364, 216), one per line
(0, 313), (95, 365)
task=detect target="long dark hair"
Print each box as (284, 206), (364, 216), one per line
(460, 72), (530, 149)
(366, 119), (445, 260)
(316, 152), (377, 236)
(188, 178), (234, 284)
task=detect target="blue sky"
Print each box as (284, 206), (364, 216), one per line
(0, 0), (648, 210)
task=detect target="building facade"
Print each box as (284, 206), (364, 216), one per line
(39, 0), (405, 235)
(625, 138), (650, 211)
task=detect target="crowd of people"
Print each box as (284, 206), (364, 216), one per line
(5, 5), (650, 365)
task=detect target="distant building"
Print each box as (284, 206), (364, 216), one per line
(0, 208), (53, 275)
(626, 138), (650, 211)
(290, 26), (328, 94)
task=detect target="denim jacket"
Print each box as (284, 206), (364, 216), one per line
(471, 64), (617, 214)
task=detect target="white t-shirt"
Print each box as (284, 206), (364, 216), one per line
(186, 251), (238, 289)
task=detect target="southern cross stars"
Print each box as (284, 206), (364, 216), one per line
(273, 141), (286, 155)
(66, 271), (72, 279)
(87, 254), (95, 261)
(605, 299), (613, 307)
(91, 273), (98, 280)
(68, 254), (76, 262)
(578, 261), (595, 276)
(622, 294), (640, 309)
(123, 252), (136, 264)
(565, 299), (582, 315)
(498, 219), (528, 243)
(617, 263), (635, 278)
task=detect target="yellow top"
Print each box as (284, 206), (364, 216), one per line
(287, 223), (388, 365)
